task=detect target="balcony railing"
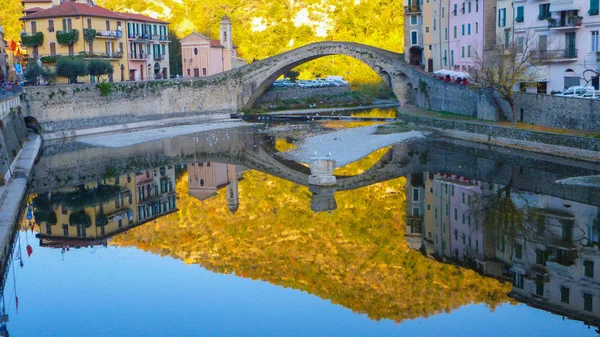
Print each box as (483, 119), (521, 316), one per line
(95, 30), (123, 39)
(531, 49), (578, 61)
(153, 54), (165, 61)
(404, 5), (422, 14)
(129, 53), (149, 60)
(548, 15), (582, 28)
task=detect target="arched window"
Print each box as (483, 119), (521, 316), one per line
(194, 47), (198, 55)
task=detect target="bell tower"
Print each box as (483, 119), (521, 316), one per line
(220, 15), (232, 50)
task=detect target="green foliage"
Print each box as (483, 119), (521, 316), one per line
(56, 57), (88, 83)
(40, 55), (59, 64)
(88, 59), (114, 83)
(285, 70), (300, 81)
(168, 29), (182, 77)
(32, 194), (57, 225)
(96, 81), (114, 96)
(95, 213), (109, 227)
(24, 61), (43, 84)
(20, 32), (44, 47)
(69, 211), (92, 228)
(56, 29), (79, 46)
(418, 79), (428, 92)
(83, 28), (97, 43)
(51, 184), (124, 211)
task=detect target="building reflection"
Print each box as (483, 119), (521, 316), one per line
(187, 162), (246, 214)
(406, 172), (600, 328)
(33, 165), (178, 249)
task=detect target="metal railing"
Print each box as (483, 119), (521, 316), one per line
(532, 49), (578, 60)
(404, 5), (422, 13)
(548, 15), (582, 28)
(130, 53), (149, 60)
(153, 54), (165, 60)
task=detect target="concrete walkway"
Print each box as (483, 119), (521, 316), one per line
(0, 134), (41, 265)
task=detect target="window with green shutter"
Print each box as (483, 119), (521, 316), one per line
(516, 6), (524, 22)
(590, 0), (599, 15)
(538, 4), (551, 20)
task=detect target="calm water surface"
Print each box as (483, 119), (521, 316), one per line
(2, 122), (600, 336)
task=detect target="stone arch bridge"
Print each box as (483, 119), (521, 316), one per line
(24, 42), (446, 129)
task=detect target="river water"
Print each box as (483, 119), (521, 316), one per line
(2, 118), (600, 336)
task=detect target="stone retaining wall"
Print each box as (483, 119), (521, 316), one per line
(397, 111), (600, 152)
(257, 86), (350, 103)
(0, 94), (27, 180)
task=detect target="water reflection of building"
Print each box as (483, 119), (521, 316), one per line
(34, 166), (177, 248)
(188, 162), (245, 214)
(406, 171), (600, 327)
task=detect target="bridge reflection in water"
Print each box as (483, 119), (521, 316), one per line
(10, 127), (600, 335)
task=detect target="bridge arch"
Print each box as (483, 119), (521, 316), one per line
(240, 42), (417, 109)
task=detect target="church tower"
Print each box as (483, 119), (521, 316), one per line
(226, 164), (239, 214)
(220, 15), (233, 51)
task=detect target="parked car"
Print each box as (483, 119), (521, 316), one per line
(325, 76), (349, 85)
(554, 86), (594, 97)
(575, 90), (600, 99)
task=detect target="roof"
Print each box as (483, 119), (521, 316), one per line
(119, 12), (169, 24)
(180, 31), (224, 48)
(210, 40), (224, 48)
(23, 7), (44, 14)
(21, 0), (51, 3)
(20, 2), (126, 20)
(221, 14), (230, 21)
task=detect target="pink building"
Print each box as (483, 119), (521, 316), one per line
(180, 15), (245, 78)
(446, 0), (495, 71)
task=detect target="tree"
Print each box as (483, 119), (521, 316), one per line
(285, 70), (300, 82)
(87, 59), (114, 83)
(24, 60), (55, 85)
(469, 32), (549, 124)
(169, 29), (182, 77)
(56, 57), (88, 84)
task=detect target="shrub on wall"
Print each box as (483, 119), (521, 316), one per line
(83, 28), (96, 43)
(20, 32), (43, 47)
(40, 55), (59, 64)
(56, 57), (88, 83)
(56, 29), (79, 46)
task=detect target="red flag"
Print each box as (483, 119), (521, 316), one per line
(30, 224), (34, 233)
(9, 40), (16, 51)
(26, 245), (32, 257)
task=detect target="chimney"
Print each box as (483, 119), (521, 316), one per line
(87, 0), (94, 6)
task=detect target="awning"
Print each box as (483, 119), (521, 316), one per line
(550, 0), (580, 12)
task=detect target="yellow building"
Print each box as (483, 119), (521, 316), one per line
(20, 0), (130, 83)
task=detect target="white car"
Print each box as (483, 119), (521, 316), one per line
(325, 76), (349, 85)
(555, 86), (594, 97)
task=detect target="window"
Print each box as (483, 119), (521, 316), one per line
(476, 22), (478, 34)
(513, 273), (524, 289)
(468, 1), (472, 13)
(426, 26), (430, 33)
(31, 21), (37, 34)
(498, 8), (507, 27)
(454, 4), (457, 15)
(585, 260), (595, 278)
(434, 10), (437, 30)
(106, 20), (110, 31)
(504, 31), (510, 48)
(435, 208), (438, 220)
(591, 0), (599, 15)
(454, 208), (458, 221)
(468, 23), (471, 35)
(454, 229), (458, 240)
(468, 45), (471, 57)
(454, 26), (457, 38)
(442, 6), (445, 18)
(445, 203), (449, 216)
(462, 24), (465, 36)
(62, 224), (69, 237)
(451, 50), (455, 66)
(498, 234), (506, 253)
(411, 15), (418, 25)
(48, 19), (54, 32)
(516, 6), (524, 22)
(46, 223), (52, 235)
(584, 293), (593, 312)
(427, 204), (431, 210)
(561, 287), (570, 303)
(539, 34), (547, 52)
(451, 185), (454, 196)
(467, 216), (471, 226)
(536, 249), (547, 265)
(462, 45), (465, 57)
(411, 30), (418, 45)
(475, 239), (479, 252)
(462, 2), (465, 13)
(462, 214), (466, 224)
(517, 36), (525, 53)
(62, 18), (72, 32)
(444, 49), (448, 66)
(462, 192), (465, 204)
(476, 0), (479, 12)
(445, 27), (448, 40)
(593, 31), (600, 52)
(515, 242), (523, 259)
(413, 207), (420, 216)
(539, 4), (551, 20)
(468, 236), (471, 247)
(413, 188), (420, 202)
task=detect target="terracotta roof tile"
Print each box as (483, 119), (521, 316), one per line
(119, 12), (169, 24)
(20, 2), (126, 20)
(21, 0), (52, 3)
(210, 40), (224, 48)
(23, 6), (44, 13)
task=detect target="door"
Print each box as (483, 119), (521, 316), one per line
(565, 32), (576, 58)
(140, 64), (144, 81)
(163, 67), (167, 79)
(49, 42), (56, 56)
(194, 68), (200, 77)
(129, 70), (135, 81)
(535, 275), (544, 296)
(427, 58), (433, 73)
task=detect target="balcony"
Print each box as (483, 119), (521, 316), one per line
(83, 52), (123, 59)
(129, 53), (149, 61)
(404, 5), (422, 14)
(153, 54), (165, 61)
(95, 30), (123, 39)
(129, 33), (151, 41)
(548, 13), (582, 29)
(531, 49), (578, 62)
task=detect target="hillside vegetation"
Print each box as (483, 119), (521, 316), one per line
(111, 168), (510, 323)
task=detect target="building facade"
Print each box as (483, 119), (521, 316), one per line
(19, 0), (171, 83)
(180, 16), (245, 78)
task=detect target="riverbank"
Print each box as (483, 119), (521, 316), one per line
(393, 106), (600, 162)
(0, 134), (41, 271)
